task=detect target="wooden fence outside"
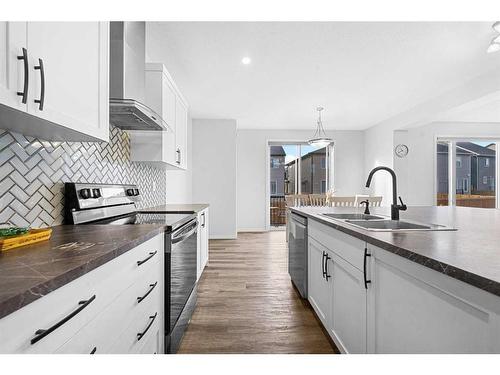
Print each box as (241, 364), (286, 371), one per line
(436, 193), (495, 208)
(270, 196), (287, 226)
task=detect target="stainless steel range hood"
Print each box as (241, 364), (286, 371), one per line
(109, 22), (169, 131)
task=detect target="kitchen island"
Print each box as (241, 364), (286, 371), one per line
(290, 205), (500, 354)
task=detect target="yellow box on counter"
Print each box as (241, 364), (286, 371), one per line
(0, 228), (52, 251)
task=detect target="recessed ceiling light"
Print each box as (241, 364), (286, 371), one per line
(241, 57), (251, 65)
(493, 21), (500, 32)
(487, 42), (500, 54)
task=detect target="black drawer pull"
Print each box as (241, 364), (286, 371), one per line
(364, 247), (372, 289)
(31, 295), (96, 345)
(137, 312), (157, 341)
(17, 48), (29, 103)
(34, 58), (45, 110)
(137, 250), (157, 266)
(90, 347), (97, 354)
(137, 281), (158, 303)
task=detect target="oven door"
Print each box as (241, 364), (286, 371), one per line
(166, 219), (198, 350)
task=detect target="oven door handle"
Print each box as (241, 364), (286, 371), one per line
(172, 221), (198, 244)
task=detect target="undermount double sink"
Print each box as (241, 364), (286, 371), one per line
(321, 213), (455, 232)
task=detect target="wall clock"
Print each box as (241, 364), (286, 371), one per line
(394, 144), (409, 158)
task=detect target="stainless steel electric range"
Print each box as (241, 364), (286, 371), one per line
(64, 182), (197, 354)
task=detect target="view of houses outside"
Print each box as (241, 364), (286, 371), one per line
(436, 141), (496, 208)
(270, 144), (330, 226)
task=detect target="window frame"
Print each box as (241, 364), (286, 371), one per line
(435, 137), (499, 209)
(270, 180), (277, 195)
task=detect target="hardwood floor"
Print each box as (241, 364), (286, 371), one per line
(178, 231), (337, 354)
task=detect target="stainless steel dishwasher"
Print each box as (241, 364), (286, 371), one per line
(288, 212), (308, 298)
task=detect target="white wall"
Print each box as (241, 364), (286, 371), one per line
(165, 116), (193, 203)
(192, 119), (237, 239)
(237, 129), (365, 231)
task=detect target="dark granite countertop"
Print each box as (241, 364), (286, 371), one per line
(0, 224), (165, 320)
(140, 203), (209, 214)
(291, 206), (500, 297)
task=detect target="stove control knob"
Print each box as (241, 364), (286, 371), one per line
(134, 189), (140, 196)
(126, 188), (135, 196)
(92, 188), (101, 198)
(79, 188), (91, 199)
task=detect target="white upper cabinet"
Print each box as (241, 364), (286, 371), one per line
(0, 22), (109, 142)
(130, 62), (189, 170)
(0, 22), (27, 112)
(175, 96), (188, 169)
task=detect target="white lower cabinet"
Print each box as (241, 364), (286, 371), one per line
(197, 208), (209, 280)
(330, 252), (367, 354)
(367, 245), (500, 353)
(307, 238), (332, 326)
(0, 234), (164, 354)
(308, 226), (367, 354)
(307, 219), (500, 354)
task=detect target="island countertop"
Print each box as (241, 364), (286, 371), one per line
(0, 224), (165, 320)
(290, 205), (500, 297)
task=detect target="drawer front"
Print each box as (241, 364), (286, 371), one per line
(55, 260), (161, 354)
(140, 327), (160, 354)
(108, 301), (161, 354)
(309, 220), (365, 271)
(0, 234), (162, 354)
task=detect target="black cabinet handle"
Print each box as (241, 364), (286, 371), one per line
(137, 250), (157, 266)
(137, 312), (157, 341)
(321, 251), (326, 279)
(324, 253), (332, 281)
(137, 281), (158, 303)
(364, 247), (371, 289)
(17, 48), (29, 104)
(90, 347), (97, 354)
(31, 295), (96, 345)
(176, 148), (181, 164)
(34, 58), (45, 110)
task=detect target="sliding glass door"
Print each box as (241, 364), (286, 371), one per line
(436, 139), (497, 208)
(269, 142), (334, 227)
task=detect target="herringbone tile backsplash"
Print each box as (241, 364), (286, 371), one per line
(0, 126), (167, 228)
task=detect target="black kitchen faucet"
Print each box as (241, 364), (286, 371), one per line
(365, 166), (407, 220)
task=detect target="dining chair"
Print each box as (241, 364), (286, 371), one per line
(330, 196), (356, 207)
(309, 194), (328, 206)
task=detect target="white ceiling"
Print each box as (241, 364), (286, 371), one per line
(146, 22), (500, 130)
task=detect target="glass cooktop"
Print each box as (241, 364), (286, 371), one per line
(90, 212), (194, 231)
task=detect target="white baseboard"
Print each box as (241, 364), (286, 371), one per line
(209, 234), (238, 240)
(237, 228), (267, 232)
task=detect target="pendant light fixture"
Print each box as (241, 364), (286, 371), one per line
(487, 21), (500, 53)
(308, 107), (332, 148)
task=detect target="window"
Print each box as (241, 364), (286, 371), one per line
(321, 180), (327, 193)
(436, 139), (497, 209)
(320, 157), (326, 169)
(270, 180), (277, 195)
(271, 157), (281, 169)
